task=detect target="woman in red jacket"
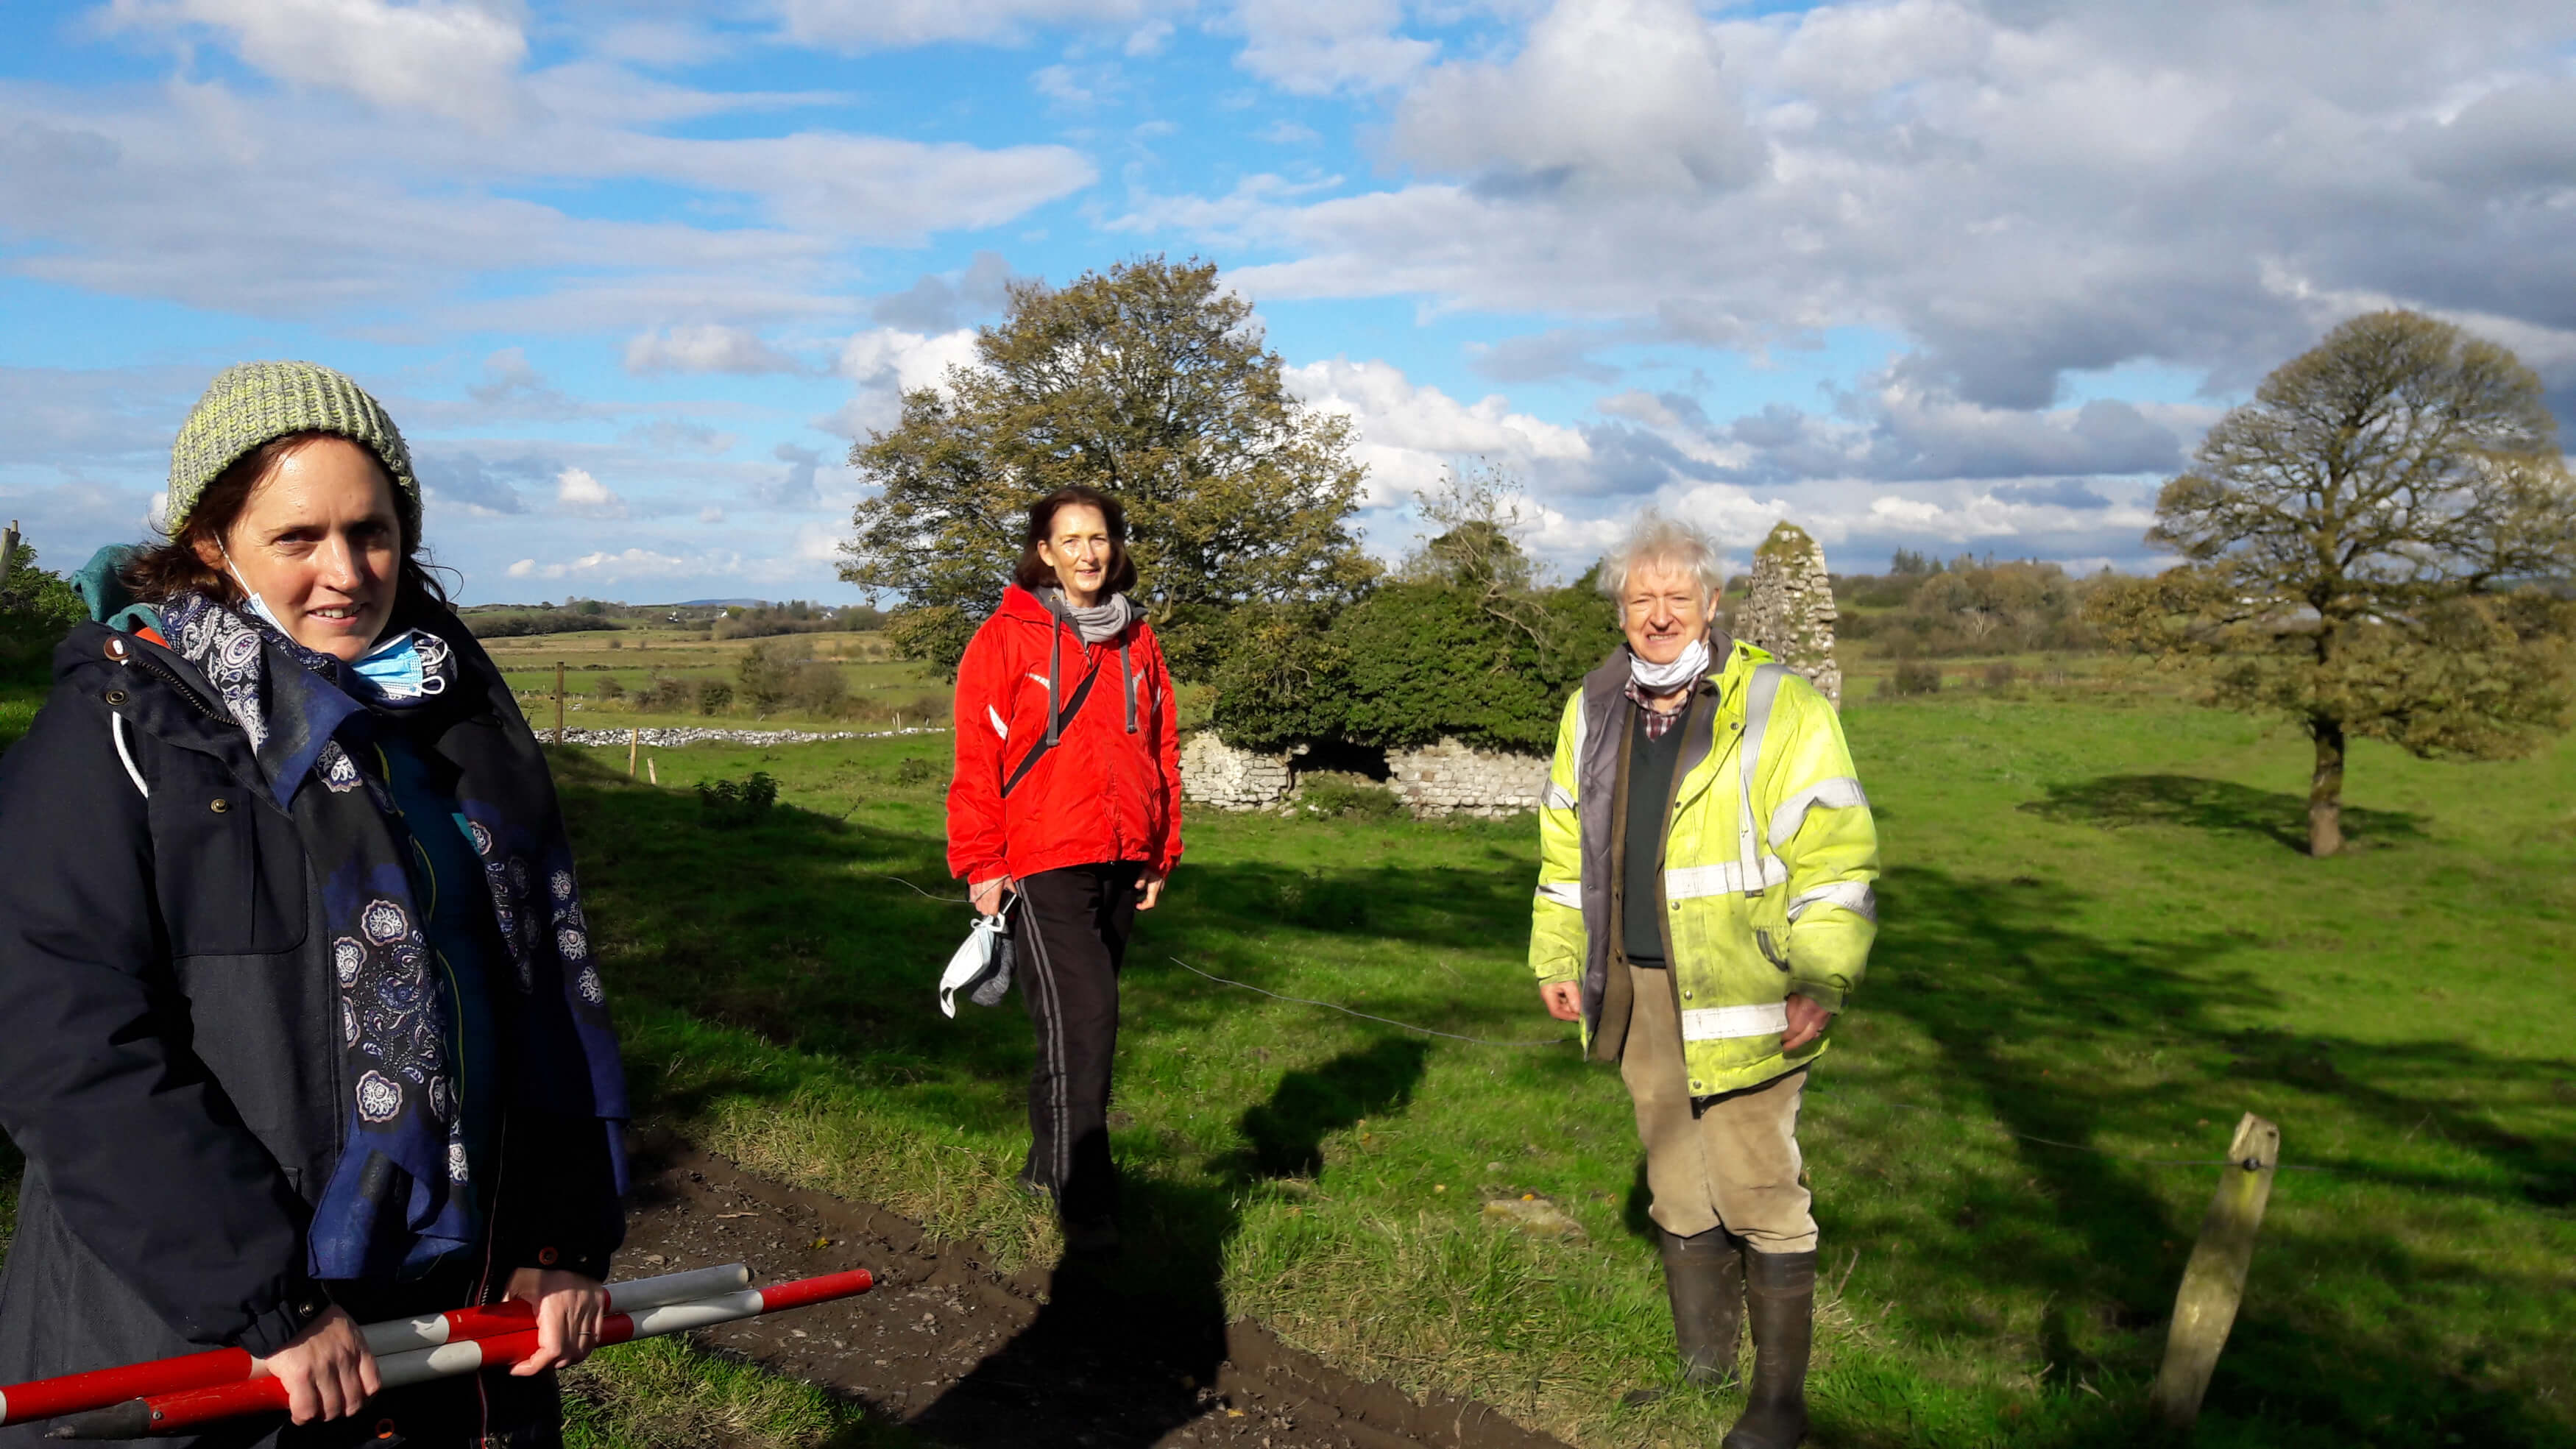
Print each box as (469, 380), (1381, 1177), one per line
(948, 485), (1183, 1253)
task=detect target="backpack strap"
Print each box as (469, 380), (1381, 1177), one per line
(1001, 656), (1105, 798)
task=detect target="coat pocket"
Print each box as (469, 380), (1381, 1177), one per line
(152, 785), (309, 956)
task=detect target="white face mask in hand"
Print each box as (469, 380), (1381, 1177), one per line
(1629, 636), (1710, 692)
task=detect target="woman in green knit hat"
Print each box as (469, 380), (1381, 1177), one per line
(0, 362), (629, 1447)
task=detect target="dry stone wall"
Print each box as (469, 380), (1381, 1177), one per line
(1180, 731), (1549, 817)
(1179, 731), (1298, 809)
(1738, 521), (1843, 708)
(1384, 737), (1551, 818)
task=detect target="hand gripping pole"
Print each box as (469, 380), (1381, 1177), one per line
(44, 1269), (871, 1440)
(0, 1264), (751, 1430)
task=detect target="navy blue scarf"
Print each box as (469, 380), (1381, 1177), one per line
(160, 592), (628, 1279)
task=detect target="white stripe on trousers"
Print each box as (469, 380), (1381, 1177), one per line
(1018, 889), (1073, 1191)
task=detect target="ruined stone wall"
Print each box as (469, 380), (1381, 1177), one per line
(1180, 731), (1549, 817)
(1738, 521), (1843, 708)
(1178, 731), (1297, 809)
(1383, 737), (1551, 818)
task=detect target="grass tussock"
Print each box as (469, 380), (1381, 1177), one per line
(561, 1333), (904, 1448)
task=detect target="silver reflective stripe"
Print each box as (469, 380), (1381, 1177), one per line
(1736, 664), (1788, 896)
(1769, 776), (1867, 846)
(1665, 857), (1788, 900)
(1681, 1002), (1788, 1041)
(1788, 879), (1877, 923)
(987, 704), (1008, 740)
(1541, 780), (1577, 811)
(1535, 880), (1582, 910)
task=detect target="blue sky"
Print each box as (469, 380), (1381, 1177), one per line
(4, 0), (2572, 603)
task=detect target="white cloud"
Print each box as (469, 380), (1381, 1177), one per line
(107, 0), (528, 127)
(624, 325), (809, 375)
(1234, 0), (1435, 94)
(0, 56), (1094, 330)
(1285, 356), (1590, 505)
(506, 548), (715, 582)
(553, 467), (626, 516)
(775, 0), (1166, 49)
(1388, 0), (1763, 194)
(824, 327), (985, 436)
(1174, 0), (2576, 420)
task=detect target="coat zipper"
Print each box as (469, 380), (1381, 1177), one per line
(129, 650), (236, 727)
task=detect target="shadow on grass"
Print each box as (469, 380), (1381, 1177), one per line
(1859, 864), (2572, 1447)
(1225, 1038), (1432, 1181)
(2016, 774), (2427, 851)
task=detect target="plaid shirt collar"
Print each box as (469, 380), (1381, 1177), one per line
(1623, 679), (1692, 741)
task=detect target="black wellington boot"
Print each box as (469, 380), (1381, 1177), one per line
(1722, 1248), (1816, 1449)
(1657, 1227), (1745, 1389)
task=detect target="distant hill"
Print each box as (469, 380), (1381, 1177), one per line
(673, 598), (768, 608)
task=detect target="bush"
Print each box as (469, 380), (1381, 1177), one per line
(1, 540), (86, 687)
(710, 602), (887, 640)
(1882, 659), (1943, 697)
(591, 676), (626, 702)
(1205, 578), (1617, 755)
(465, 611), (619, 639)
(632, 674), (693, 713)
(790, 663), (847, 715)
(696, 681), (733, 715)
(1861, 558), (2105, 659)
(736, 641), (799, 715)
(1983, 661), (2019, 691)
(695, 771), (778, 826)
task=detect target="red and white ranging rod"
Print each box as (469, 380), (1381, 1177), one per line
(21, 1265), (877, 1439)
(0, 1263), (751, 1429)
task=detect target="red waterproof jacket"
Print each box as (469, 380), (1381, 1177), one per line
(946, 584), (1184, 886)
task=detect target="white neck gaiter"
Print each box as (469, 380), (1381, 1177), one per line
(1628, 635), (1711, 692)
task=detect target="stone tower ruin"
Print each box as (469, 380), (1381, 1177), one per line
(1738, 521), (1841, 708)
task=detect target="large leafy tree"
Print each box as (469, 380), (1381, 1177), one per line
(840, 256), (1374, 673)
(2094, 310), (2576, 856)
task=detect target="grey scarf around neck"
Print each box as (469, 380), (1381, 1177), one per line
(1041, 587), (1138, 645)
(1033, 587), (1143, 742)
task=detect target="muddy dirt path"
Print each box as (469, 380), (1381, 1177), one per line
(620, 1142), (1570, 1449)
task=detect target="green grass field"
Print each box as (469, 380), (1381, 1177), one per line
(545, 679), (2575, 1448)
(3, 664), (2570, 1446)
(475, 626), (955, 732)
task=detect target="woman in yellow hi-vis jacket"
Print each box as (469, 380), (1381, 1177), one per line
(1531, 514), (1878, 1449)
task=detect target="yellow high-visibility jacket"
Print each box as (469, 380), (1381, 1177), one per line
(1530, 634), (1879, 1097)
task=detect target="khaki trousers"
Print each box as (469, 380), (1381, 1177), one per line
(1618, 963), (1818, 1253)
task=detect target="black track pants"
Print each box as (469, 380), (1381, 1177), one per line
(1016, 862), (1144, 1226)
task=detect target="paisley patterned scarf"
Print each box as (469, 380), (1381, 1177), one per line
(160, 590), (628, 1279)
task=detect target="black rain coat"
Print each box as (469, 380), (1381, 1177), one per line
(0, 617), (623, 1447)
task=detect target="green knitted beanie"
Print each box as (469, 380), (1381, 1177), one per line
(166, 361), (420, 536)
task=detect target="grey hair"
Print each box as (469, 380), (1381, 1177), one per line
(1596, 511), (1725, 605)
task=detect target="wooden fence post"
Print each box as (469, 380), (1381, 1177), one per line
(553, 661), (565, 745)
(2148, 1112), (2281, 1430)
(628, 727), (640, 778)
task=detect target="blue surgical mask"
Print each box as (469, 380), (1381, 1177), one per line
(350, 630), (437, 701)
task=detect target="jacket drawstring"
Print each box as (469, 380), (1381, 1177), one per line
(1046, 617), (1064, 748)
